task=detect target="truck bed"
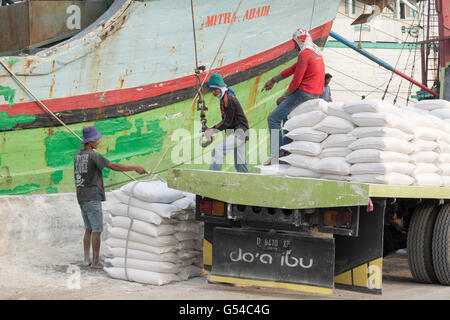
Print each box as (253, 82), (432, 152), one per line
(168, 169), (450, 208)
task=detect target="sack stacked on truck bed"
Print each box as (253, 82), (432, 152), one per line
(344, 99), (415, 185)
(104, 180), (203, 286)
(406, 99), (450, 187)
(262, 98), (450, 187)
(276, 99), (354, 179)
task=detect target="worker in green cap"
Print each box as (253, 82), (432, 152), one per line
(204, 73), (249, 173)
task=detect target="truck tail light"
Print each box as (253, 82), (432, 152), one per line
(324, 210), (352, 228)
(212, 201), (225, 216)
(200, 199), (212, 215)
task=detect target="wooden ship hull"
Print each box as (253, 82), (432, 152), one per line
(0, 0), (340, 195)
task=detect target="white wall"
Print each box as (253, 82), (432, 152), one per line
(324, 0), (424, 106)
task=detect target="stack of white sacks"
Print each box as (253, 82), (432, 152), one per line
(405, 99), (450, 187)
(104, 179), (203, 286)
(262, 97), (450, 187)
(275, 99), (355, 180)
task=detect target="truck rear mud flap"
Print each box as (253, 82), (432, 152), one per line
(205, 200), (385, 295)
(208, 228), (335, 295)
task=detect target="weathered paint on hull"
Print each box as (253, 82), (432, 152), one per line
(0, 0), (340, 195)
(0, 60), (293, 195)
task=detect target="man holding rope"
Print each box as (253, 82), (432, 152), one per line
(74, 126), (148, 269)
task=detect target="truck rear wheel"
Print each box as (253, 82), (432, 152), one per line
(432, 204), (450, 285)
(407, 203), (439, 283)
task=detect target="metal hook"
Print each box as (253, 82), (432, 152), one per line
(199, 133), (214, 148)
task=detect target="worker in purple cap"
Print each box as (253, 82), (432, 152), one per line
(74, 125), (148, 269)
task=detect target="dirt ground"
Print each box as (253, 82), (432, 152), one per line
(1, 246), (449, 300)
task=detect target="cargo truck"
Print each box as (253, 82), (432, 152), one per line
(168, 168), (450, 295)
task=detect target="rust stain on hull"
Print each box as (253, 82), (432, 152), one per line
(49, 79), (55, 99)
(246, 74), (262, 113)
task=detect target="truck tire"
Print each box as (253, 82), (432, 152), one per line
(407, 203), (439, 283)
(432, 204), (450, 285)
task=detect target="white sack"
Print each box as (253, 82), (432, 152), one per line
(411, 151), (439, 164)
(105, 267), (180, 286)
(285, 127), (328, 143)
(177, 265), (203, 281)
(438, 141), (450, 153)
(174, 211), (196, 221)
(349, 137), (413, 154)
(105, 238), (177, 254)
(414, 127), (439, 141)
(313, 116), (354, 134)
(106, 257), (180, 274)
(112, 190), (184, 219)
(105, 247), (179, 263)
(314, 157), (350, 176)
(319, 147), (352, 158)
(350, 173), (414, 185)
(259, 164), (289, 176)
(121, 180), (184, 204)
(404, 106), (430, 115)
(177, 250), (202, 260)
(439, 164), (450, 176)
(174, 232), (202, 242)
(442, 176), (450, 187)
(413, 163), (440, 175)
(431, 108), (450, 119)
(109, 227), (179, 247)
(351, 112), (413, 134)
(439, 153), (450, 163)
(343, 99), (402, 116)
(350, 162), (415, 175)
(109, 216), (175, 237)
(288, 99), (329, 119)
(321, 134), (357, 148)
(171, 197), (195, 210)
(327, 102), (354, 123)
(320, 175), (350, 181)
(281, 141), (322, 156)
(413, 99), (450, 111)
(279, 154), (319, 169)
(284, 111), (327, 131)
(107, 202), (163, 225)
(414, 173), (443, 186)
(285, 166), (321, 178)
(414, 140), (438, 152)
(346, 149), (411, 164)
(175, 221), (203, 233)
(351, 127), (413, 141)
(177, 239), (202, 251)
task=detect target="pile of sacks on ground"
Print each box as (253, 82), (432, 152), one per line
(261, 98), (450, 187)
(103, 179), (203, 286)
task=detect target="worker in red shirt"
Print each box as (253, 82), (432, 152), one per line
(262, 28), (325, 165)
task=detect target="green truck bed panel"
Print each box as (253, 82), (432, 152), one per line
(168, 169), (369, 209)
(168, 169), (450, 208)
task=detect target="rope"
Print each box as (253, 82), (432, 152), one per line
(0, 60), (137, 182)
(190, 0), (200, 71)
(381, 3), (422, 101)
(123, 180), (142, 281)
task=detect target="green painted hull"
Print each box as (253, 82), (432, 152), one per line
(0, 61), (293, 195)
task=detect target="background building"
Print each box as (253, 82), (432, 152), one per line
(324, 0), (438, 105)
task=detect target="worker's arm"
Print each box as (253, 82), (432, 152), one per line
(262, 62), (297, 91)
(107, 162), (148, 174)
